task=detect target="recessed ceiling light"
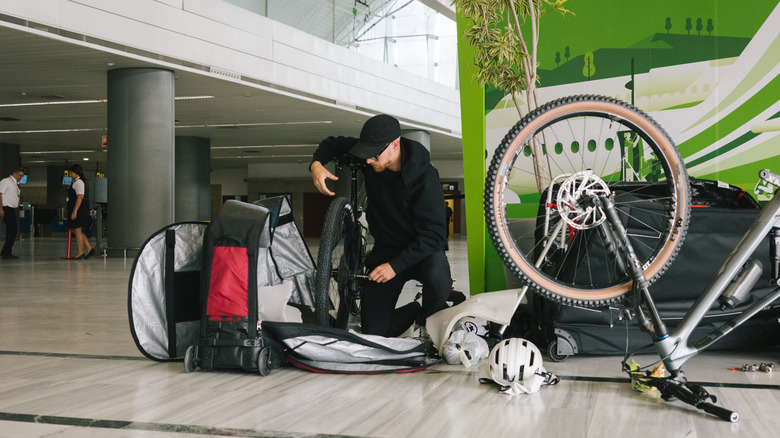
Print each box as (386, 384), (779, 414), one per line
(0, 99), (107, 108)
(3, 128), (105, 134)
(174, 95), (215, 101)
(177, 121), (332, 128)
(212, 144), (317, 149)
(20, 149), (95, 155)
(0, 95), (214, 108)
(213, 154), (312, 159)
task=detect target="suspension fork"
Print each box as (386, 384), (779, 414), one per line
(349, 163), (366, 299)
(594, 194), (669, 340)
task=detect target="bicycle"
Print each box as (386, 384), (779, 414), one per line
(314, 154), (373, 329)
(484, 94), (780, 422)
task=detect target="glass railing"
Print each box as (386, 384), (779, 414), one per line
(225, 0), (458, 89)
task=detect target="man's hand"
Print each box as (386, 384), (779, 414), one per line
(310, 161), (338, 196)
(368, 263), (396, 283)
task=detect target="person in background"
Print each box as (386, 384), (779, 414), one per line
(67, 164), (94, 259)
(444, 201), (453, 251)
(310, 114), (452, 337)
(0, 168), (25, 260)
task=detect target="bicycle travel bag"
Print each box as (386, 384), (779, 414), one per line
(128, 197), (316, 371)
(551, 204), (779, 355)
(196, 200), (274, 372)
(262, 321), (441, 374)
(521, 180), (778, 357)
(196, 200), (312, 372)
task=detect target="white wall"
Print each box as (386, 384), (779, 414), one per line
(431, 160), (464, 180)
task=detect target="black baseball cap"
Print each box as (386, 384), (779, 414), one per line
(349, 114), (401, 159)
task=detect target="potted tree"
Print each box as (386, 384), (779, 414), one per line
(453, 0), (573, 190)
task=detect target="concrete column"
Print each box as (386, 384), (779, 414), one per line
(401, 130), (431, 152)
(107, 68), (175, 256)
(175, 136), (211, 221)
(0, 143), (20, 177)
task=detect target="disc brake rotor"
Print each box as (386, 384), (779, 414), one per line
(556, 171), (611, 230)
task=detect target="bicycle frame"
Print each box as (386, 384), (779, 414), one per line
(336, 155), (369, 270)
(652, 170), (780, 375)
(335, 155), (371, 314)
(534, 170), (780, 369)
(589, 169), (780, 421)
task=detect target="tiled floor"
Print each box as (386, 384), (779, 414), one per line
(1, 234), (779, 437)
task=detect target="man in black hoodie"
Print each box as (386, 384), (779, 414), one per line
(310, 114), (452, 337)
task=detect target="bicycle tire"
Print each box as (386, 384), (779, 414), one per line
(333, 252), (353, 329)
(485, 95), (690, 307)
(314, 197), (358, 328)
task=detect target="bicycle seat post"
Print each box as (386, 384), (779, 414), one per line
(350, 161), (360, 210)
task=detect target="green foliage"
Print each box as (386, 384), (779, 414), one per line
(453, 0), (573, 102)
(454, 0), (573, 192)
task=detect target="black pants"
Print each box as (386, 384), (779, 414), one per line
(1, 207), (18, 256)
(360, 248), (452, 337)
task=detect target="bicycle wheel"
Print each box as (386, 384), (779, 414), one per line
(485, 95), (690, 307)
(314, 197), (358, 328)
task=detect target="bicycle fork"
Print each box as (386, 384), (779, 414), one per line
(593, 194), (669, 340)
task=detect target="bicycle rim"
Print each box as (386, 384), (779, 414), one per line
(485, 95), (690, 307)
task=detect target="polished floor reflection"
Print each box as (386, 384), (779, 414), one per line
(1, 235), (779, 437)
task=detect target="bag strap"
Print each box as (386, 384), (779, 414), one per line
(247, 243), (259, 339)
(164, 229), (177, 358)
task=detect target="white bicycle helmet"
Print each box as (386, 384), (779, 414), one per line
(479, 338), (558, 395)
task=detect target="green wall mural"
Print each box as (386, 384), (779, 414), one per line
(458, 0), (780, 294)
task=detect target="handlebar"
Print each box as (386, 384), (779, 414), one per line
(650, 376), (740, 422)
(700, 402), (739, 422)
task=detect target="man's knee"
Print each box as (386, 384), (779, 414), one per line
(417, 253), (452, 290)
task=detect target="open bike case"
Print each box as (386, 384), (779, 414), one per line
(128, 197), (316, 369)
(516, 179), (780, 359)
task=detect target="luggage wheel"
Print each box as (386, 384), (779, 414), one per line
(184, 345), (198, 373)
(547, 340), (569, 362)
(258, 347), (272, 376)
(547, 328), (578, 362)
